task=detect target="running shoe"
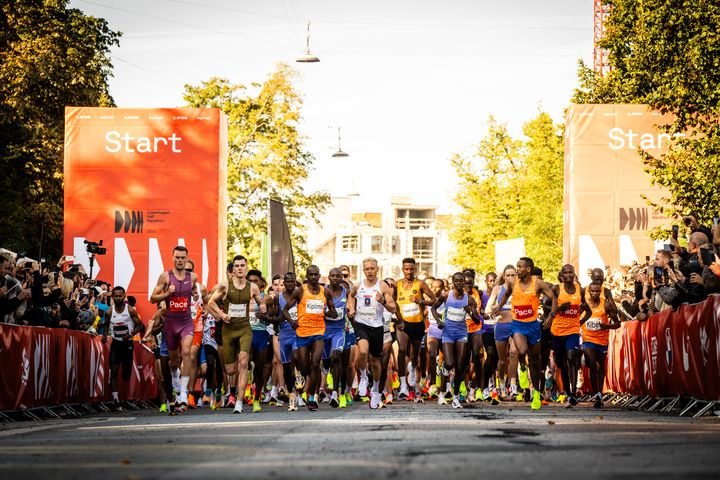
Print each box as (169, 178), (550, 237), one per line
(226, 394), (237, 409)
(358, 375), (369, 397)
(427, 385), (439, 399)
(159, 402), (168, 413)
(187, 393), (196, 409)
(370, 391), (382, 409)
(288, 394), (298, 412)
(330, 391), (340, 408)
(295, 369), (305, 390)
(407, 390), (416, 402)
(408, 363), (417, 387)
(345, 392), (354, 406)
(437, 394), (448, 406)
(439, 363), (450, 377)
(196, 396), (204, 408)
(297, 393), (306, 407)
(499, 386), (508, 401)
(398, 385), (410, 400)
(211, 398), (219, 411)
(467, 388), (476, 403)
(244, 385), (253, 403)
(569, 395), (578, 407)
(509, 383), (519, 397)
(221, 393), (229, 408)
(233, 402), (244, 414)
(452, 396), (463, 409)
(252, 399), (262, 413)
(339, 394), (348, 409)
(112, 399), (124, 412)
(384, 393), (394, 405)
(459, 381), (468, 399)
(518, 367), (530, 390)
(326, 372), (334, 391)
(556, 393), (567, 404)
(593, 393), (604, 409)
(168, 404), (179, 416)
(490, 389), (501, 405)
(479, 388), (489, 402)
(307, 399), (319, 411)
(531, 390), (542, 410)
(413, 391), (424, 404)
(262, 390), (272, 403)
(392, 372), (400, 390)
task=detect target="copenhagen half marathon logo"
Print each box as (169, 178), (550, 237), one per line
(619, 207), (649, 231)
(115, 210), (144, 233)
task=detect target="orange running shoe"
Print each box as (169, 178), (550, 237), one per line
(187, 393), (197, 409)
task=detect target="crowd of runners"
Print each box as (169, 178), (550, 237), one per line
(107, 245), (623, 414)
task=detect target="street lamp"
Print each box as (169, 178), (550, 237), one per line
(296, 22), (320, 63)
(332, 126), (349, 158)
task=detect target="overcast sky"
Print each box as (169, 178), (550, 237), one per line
(71, 0), (594, 212)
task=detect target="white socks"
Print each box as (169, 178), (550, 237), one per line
(180, 375), (189, 396)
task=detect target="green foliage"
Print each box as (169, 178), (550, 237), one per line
(572, 0), (720, 225)
(0, 0), (119, 259)
(183, 65), (330, 271)
(451, 113), (564, 279)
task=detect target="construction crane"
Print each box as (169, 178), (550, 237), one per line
(593, 0), (612, 76)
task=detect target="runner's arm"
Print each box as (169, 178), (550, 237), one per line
(539, 280), (558, 329)
(251, 284), (267, 314)
(325, 289), (338, 318)
(419, 281), (437, 309)
(128, 307), (145, 338)
(579, 302), (592, 326)
(150, 272), (172, 304)
(379, 281), (397, 314)
(492, 283), (513, 316)
(485, 285), (500, 315)
(282, 288), (302, 328)
(602, 299), (621, 329)
(431, 293), (446, 323)
(206, 283), (229, 323)
(465, 295), (481, 324)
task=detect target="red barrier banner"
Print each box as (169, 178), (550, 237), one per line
(605, 294), (720, 401)
(0, 324), (157, 410)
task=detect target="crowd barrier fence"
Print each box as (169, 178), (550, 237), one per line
(0, 324), (157, 411)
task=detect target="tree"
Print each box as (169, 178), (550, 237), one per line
(183, 64), (330, 270)
(572, 0), (720, 224)
(451, 113), (564, 278)
(0, 0), (119, 260)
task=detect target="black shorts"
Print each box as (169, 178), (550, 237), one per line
(110, 340), (134, 381)
(402, 321), (426, 342)
(354, 323), (384, 358)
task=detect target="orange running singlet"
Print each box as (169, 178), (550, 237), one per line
(297, 284), (327, 337)
(582, 291), (609, 346)
(551, 283), (582, 337)
(511, 277), (540, 323)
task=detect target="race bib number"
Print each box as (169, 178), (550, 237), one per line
(513, 305), (535, 320)
(328, 306), (344, 321)
(112, 322), (129, 339)
(169, 297), (189, 312)
(401, 302), (421, 318)
(445, 307), (466, 322)
(228, 303), (247, 318)
(249, 311), (259, 326)
(289, 307), (298, 322)
(586, 319), (602, 331)
(206, 318), (216, 337)
(306, 299), (324, 315)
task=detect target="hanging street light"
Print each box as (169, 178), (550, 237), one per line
(296, 22), (320, 63)
(332, 126), (349, 157)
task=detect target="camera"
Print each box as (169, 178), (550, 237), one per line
(671, 224), (679, 240)
(84, 239), (106, 255)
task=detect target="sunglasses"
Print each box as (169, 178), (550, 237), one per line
(186, 268), (193, 272)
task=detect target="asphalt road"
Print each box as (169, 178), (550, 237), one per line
(1, 400), (720, 480)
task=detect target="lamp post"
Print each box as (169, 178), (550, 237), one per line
(296, 22), (320, 63)
(332, 126), (349, 158)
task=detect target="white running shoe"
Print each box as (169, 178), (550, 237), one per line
(370, 391), (382, 409)
(398, 384), (410, 399)
(510, 383), (519, 397)
(297, 394), (306, 407)
(358, 375), (369, 397)
(438, 394), (448, 406)
(452, 396), (463, 409)
(408, 363), (416, 387)
(288, 395), (297, 412)
(482, 388), (491, 401)
(468, 388), (476, 402)
(233, 403), (243, 414)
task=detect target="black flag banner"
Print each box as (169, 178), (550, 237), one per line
(269, 199), (295, 276)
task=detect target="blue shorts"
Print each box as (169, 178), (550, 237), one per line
(442, 321), (468, 344)
(323, 327), (346, 359)
(511, 320), (542, 346)
(199, 344), (207, 364)
(427, 324), (443, 341)
(494, 322), (513, 342)
(552, 333), (581, 352)
(159, 334), (169, 357)
(278, 331), (297, 364)
(583, 341), (608, 355)
(296, 334), (324, 350)
(251, 329), (270, 352)
(344, 331), (356, 350)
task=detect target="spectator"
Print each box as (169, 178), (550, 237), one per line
(683, 212), (713, 241)
(0, 254), (31, 323)
(699, 243), (720, 295)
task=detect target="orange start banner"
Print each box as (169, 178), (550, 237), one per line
(564, 104), (678, 284)
(64, 108), (228, 322)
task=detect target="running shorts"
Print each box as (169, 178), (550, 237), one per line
(323, 328), (345, 359)
(296, 334), (324, 350)
(278, 330), (297, 364)
(441, 320), (468, 344)
(582, 341), (608, 355)
(222, 322), (252, 364)
(510, 320), (542, 346)
(164, 317), (194, 352)
(355, 322), (384, 358)
(343, 331), (357, 350)
(251, 329), (271, 352)
(401, 321), (425, 342)
(494, 322), (513, 343)
(552, 333), (580, 353)
(427, 324), (443, 341)
(109, 340), (133, 382)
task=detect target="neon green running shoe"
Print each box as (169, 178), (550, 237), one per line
(252, 399), (262, 413)
(518, 367), (530, 390)
(326, 372), (334, 391)
(346, 392), (354, 406)
(531, 390), (542, 410)
(556, 394), (567, 404)
(302, 392), (308, 402)
(159, 403), (167, 413)
(459, 381), (468, 398)
(339, 395), (347, 408)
